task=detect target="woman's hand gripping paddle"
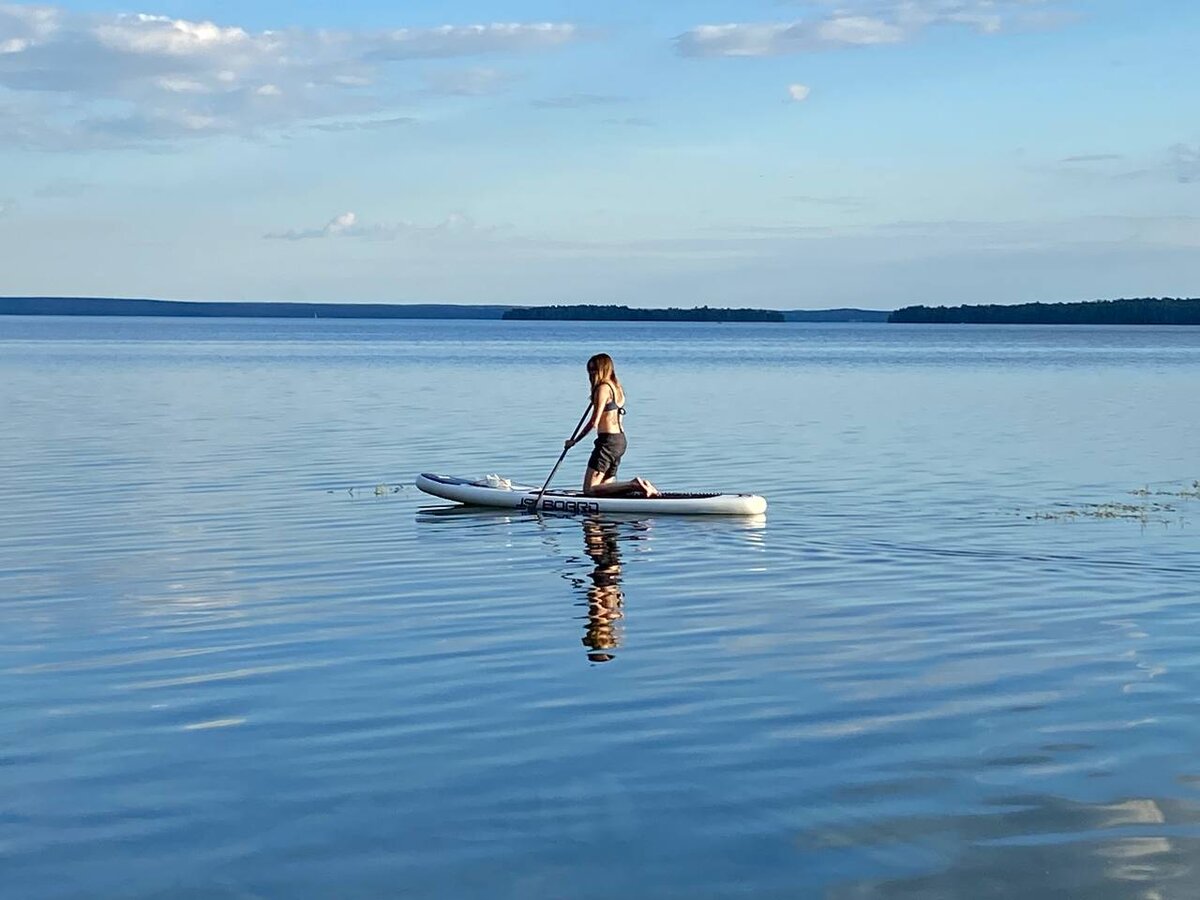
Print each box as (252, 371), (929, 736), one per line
(531, 403), (592, 513)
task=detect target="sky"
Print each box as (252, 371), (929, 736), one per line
(0, 0), (1196, 309)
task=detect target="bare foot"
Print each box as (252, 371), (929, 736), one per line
(634, 477), (661, 498)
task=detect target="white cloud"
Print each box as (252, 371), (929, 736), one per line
(0, 4), (60, 40)
(264, 211), (360, 240)
(0, 4), (583, 148)
(265, 210), (497, 241)
(157, 76), (210, 93)
(92, 14), (255, 57)
(816, 15), (905, 45)
(326, 211), (358, 234)
(787, 83), (811, 102)
(372, 23), (578, 60)
(676, 1), (1070, 57)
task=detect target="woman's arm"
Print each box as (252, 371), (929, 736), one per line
(566, 389), (605, 448)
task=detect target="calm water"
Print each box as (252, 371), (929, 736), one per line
(3, 317), (1200, 898)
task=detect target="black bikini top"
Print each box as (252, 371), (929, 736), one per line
(600, 384), (626, 416)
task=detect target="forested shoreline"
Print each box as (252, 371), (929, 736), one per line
(890, 298), (1200, 325)
(503, 304), (785, 322)
(6, 296), (1197, 325)
(0, 297), (510, 319)
(2, 297), (841, 322)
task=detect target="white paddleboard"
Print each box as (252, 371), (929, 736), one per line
(416, 473), (767, 516)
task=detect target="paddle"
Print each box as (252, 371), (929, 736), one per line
(531, 403), (592, 512)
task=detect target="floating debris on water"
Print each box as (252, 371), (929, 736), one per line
(1026, 502), (1177, 522)
(1023, 479), (1197, 525)
(341, 482), (408, 498)
(1130, 480), (1200, 500)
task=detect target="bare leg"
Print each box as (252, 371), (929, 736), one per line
(584, 469), (660, 497)
(632, 476), (661, 497)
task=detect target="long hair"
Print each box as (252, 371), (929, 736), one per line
(586, 353), (622, 394)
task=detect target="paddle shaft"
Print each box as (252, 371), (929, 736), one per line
(532, 403), (592, 511)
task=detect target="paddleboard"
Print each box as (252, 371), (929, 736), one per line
(416, 473), (767, 516)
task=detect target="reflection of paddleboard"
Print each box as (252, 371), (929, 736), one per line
(416, 473), (767, 516)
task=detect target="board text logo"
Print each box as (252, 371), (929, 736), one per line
(519, 497), (601, 514)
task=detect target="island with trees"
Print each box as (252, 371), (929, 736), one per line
(784, 307), (889, 322)
(890, 297), (1200, 325)
(502, 304), (785, 322)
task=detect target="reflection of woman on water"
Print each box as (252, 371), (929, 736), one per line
(580, 518), (624, 663)
(564, 353), (660, 497)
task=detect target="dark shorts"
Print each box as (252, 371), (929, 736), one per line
(587, 432), (627, 479)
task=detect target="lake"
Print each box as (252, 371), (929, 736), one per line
(3, 317), (1200, 898)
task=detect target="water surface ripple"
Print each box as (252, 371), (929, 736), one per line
(3, 318), (1200, 898)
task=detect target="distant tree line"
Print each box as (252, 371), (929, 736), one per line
(0, 297), (511, 319)
(2, 297), (887, 323)
(889, 298), (1200, 325)
(503, 304), (785, 323)
(784, 308), (889, 323)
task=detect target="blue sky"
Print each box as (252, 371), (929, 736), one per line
(0, 0), (1196, 308)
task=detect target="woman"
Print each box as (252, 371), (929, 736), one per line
(564, 353), (660, 497)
